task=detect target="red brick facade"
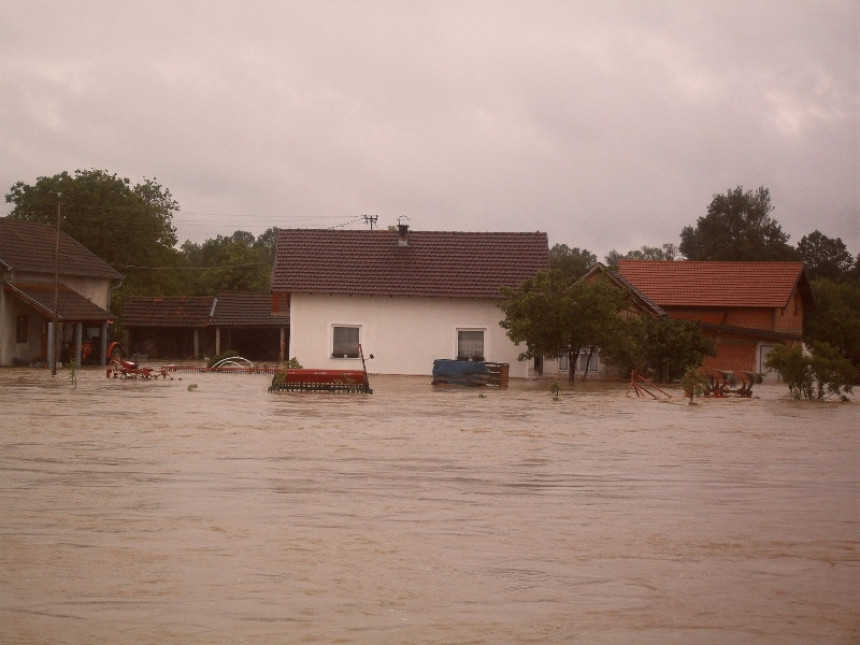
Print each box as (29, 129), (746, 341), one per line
(617, 261), (814, 376)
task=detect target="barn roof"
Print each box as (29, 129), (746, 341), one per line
(617, 260), (813, 309)
(0, 217), (122, 281)
(271, 228), (549, 299)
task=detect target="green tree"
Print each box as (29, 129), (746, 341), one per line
(604, 243), (678, 270)
(765, 342), (853, 400)
(616, 316), (717, 383)
(5, 169), (185, 308)
(181, 230), (273, 295)
(804, 278), (860, 374)
(680, 186), (798, 261)
(549, 244), (596, 280)
(797, 230), (854, 281)
(499, 271), (628, 381)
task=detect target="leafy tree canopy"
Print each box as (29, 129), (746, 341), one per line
(180, 229), (276, 296)
(549, 244), (596, 280)
(499, 271), (629, 381)
(5, 169), (185, 308)
(804, 278), (860, 373)
(631, 316), (715, 383)
(765, 341), (854, 400)
(604, 243), (678, 270)
(680, 185), (798, 261)
(797, 230), (854, 281)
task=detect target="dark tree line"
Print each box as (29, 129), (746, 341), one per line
(545, 185), (859, 379)
(4, 170), (276, 314)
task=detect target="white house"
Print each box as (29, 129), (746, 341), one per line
(271, 225), (549, 377)
(0, 217), (122, 367)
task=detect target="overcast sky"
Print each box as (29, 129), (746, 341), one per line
(2, 1), (857, 260)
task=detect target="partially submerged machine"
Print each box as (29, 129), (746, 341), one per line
(269, 346), (373, 394)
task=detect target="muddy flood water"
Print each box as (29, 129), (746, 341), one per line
(1, 366), (858, 644)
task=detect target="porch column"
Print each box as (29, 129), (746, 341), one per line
(215, 327), (221, 356)
(100, 323), (108, 365)
(193, 329), (200, 359)
(47, 321), (57, 372)
(74, 322), (83, 366)
(279, 327), (286, 362)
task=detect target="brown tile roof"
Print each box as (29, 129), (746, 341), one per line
(272, 228), (549, 299)
(579, 263), (666, 316)
(122, 293), (286, 328)
(4, 282), (114, 322)
(213, 292), (285, 327)
(617, 260), (811, 308)
(0, 217), (122, 280)
(122, 296), (214, 328)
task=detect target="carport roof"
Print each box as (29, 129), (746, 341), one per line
(4, 282), (114, 322)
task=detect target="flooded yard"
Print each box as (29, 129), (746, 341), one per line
(1, 367), (858, 644)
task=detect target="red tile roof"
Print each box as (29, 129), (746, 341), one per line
(0, 217), (122, 280)
(4, 282), (114, 322)
(617, 260), (810, 308)
(272, 228), (549, 299)
(122, 296), (214, 328)
(213, 292), (285, 327)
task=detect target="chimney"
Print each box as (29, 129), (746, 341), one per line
(397, 223), (409, 246)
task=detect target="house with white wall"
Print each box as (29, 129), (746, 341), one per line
(271, 225), (549, 378)
(0, 217), (122, 367)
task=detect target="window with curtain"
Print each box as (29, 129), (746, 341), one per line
(457, 330), (485, 361)
(332, 326), (360, 358)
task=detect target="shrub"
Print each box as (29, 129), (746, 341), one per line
(765, 342), (853, 400)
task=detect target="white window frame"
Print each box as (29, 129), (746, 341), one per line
(456, 328), (486, 361)
(331, 324), (361, 359)
(577, 347), (600, 373)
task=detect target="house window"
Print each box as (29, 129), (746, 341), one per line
(16, 315), (28, 343)
(332, 325), (360, 358)
(558, 354), (569, 371)
(457, 329), (485, 361)
(577, 348), (600, 372)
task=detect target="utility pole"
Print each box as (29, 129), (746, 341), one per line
(363, 214), (377, 230)
(51, 200), (60, 376)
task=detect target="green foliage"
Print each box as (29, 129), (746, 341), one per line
(499, 271), (628, 381)
(620, 316), (716, 383)
(604, 244), (678, 270)
(180, 230), (273, 295)
(68, 358), (77, 388)
(797, 230), (854, 281)
(765, 342), (853, 400)
(804, 278), (860, 375)
(5, 169), (186, 307)
(680, 185), (798, 261)
(549, 244), (596, 280)
(207, 349), (239, 368)
(681, 366), (709, 402)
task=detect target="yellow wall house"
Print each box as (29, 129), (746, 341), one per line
(0, 217), (122, 368)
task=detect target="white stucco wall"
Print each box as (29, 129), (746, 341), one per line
(288, 294), (531, 378)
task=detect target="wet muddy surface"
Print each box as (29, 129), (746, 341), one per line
(1, 367), (858, 643)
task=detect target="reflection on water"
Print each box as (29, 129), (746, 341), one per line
(1, 368), (858, 644)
